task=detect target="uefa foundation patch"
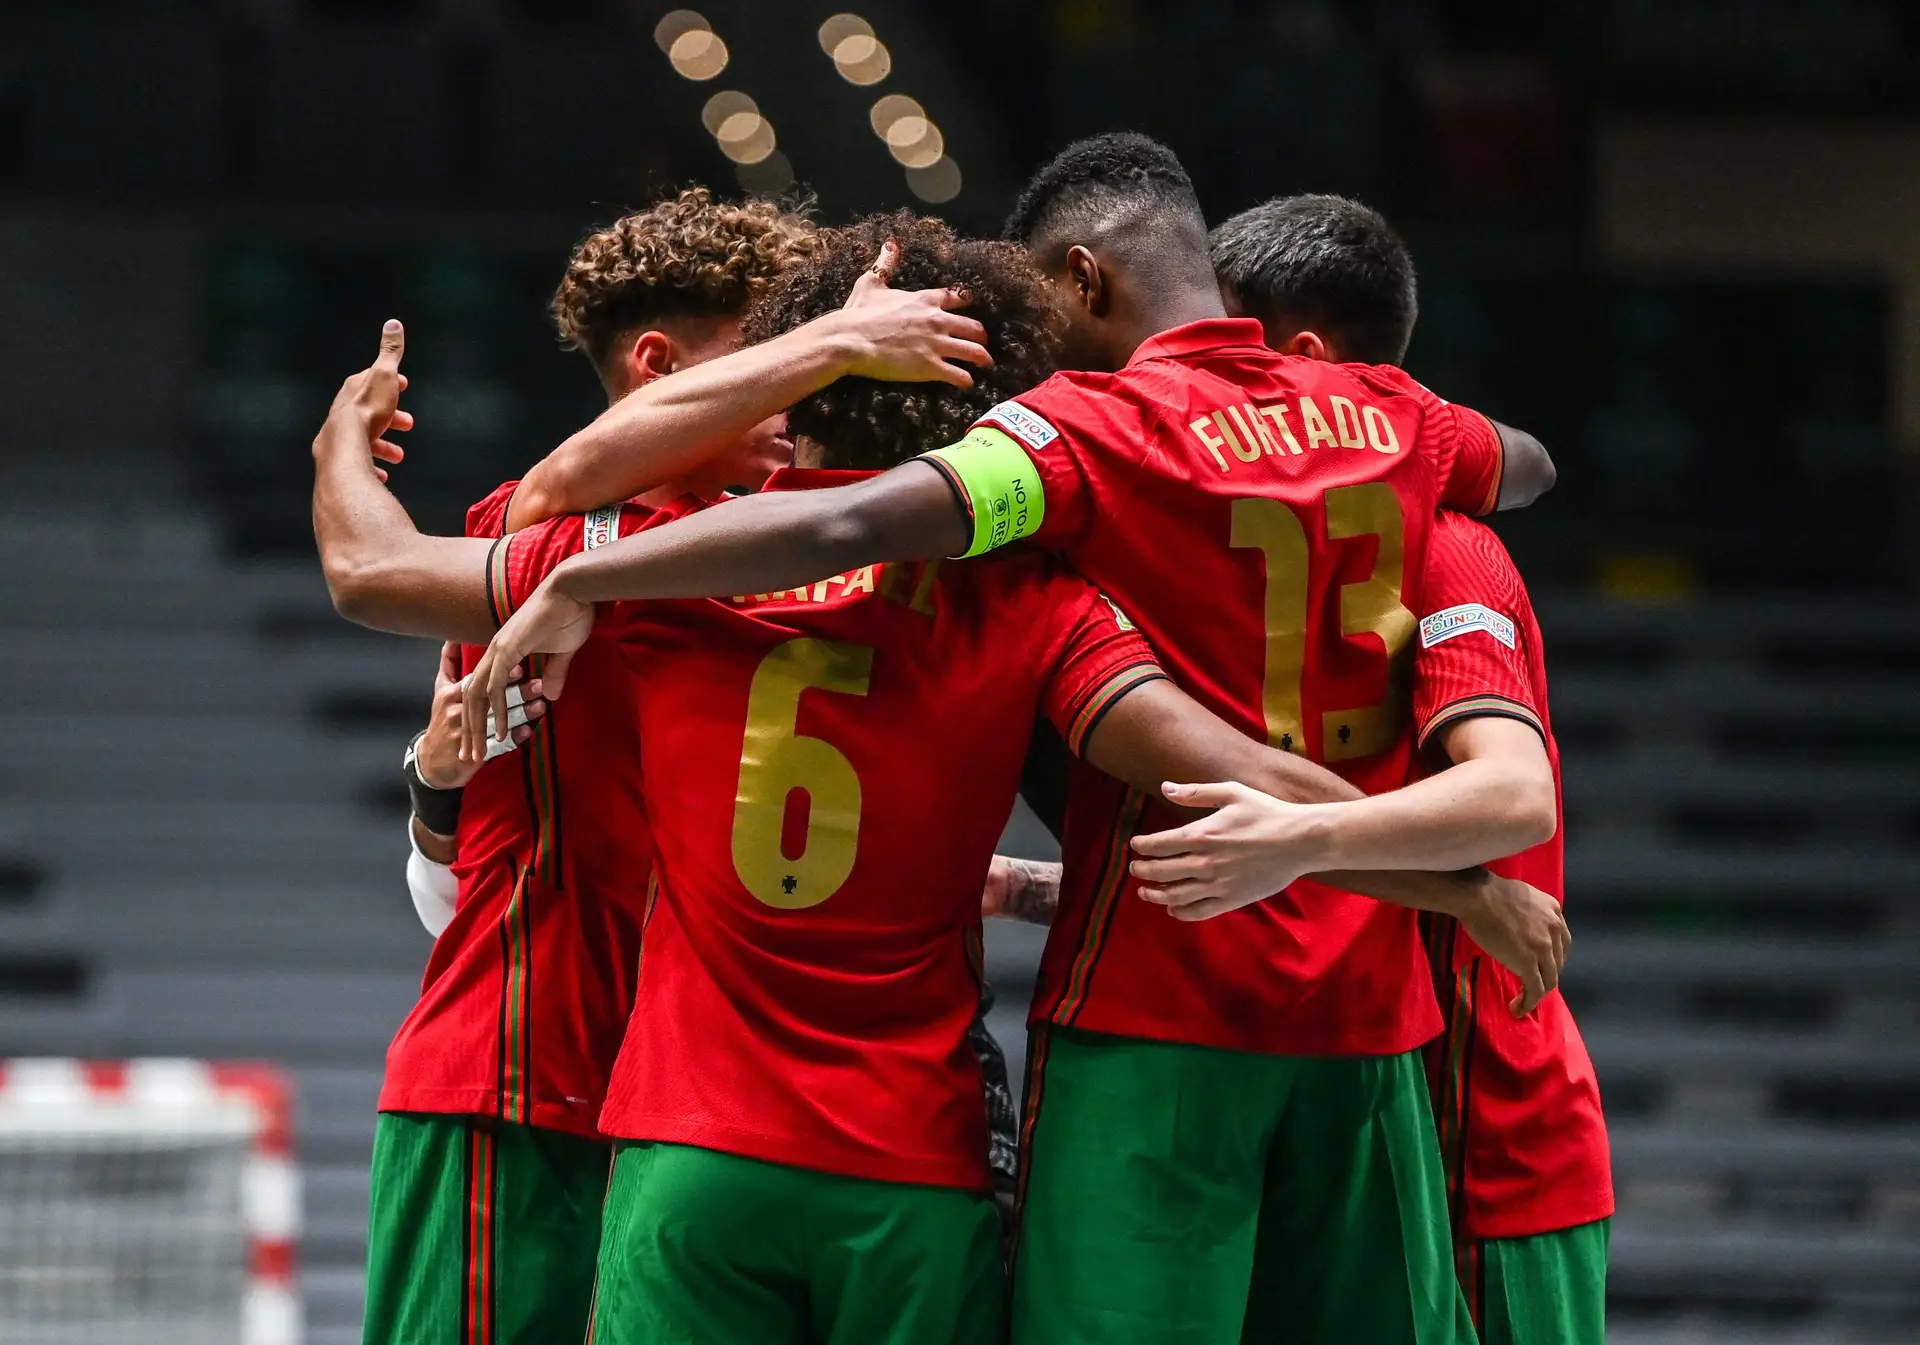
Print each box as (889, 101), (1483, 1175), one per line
(978, 400), (1061, 450)
(1419, 603), (1516, 650)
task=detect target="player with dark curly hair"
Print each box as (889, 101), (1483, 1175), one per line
(308, 188), (995, 1345)
(438, 209), (1563, 1345)
(469, 136), (1572, 1345)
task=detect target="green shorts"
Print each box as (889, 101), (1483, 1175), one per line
(591, 1140), (1004, 1345)
(1462, 1218), (1609, 1345)
(1013, 1029), (1472, 1345)
(361, 1112), (610, 1345)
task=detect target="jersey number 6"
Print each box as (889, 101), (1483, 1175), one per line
(1230, 481), (1415, 762)
(731, 637), (873, 909)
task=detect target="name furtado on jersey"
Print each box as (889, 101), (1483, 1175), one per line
(1187, 394), (1401, 473)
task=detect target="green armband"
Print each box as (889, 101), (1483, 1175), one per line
(922, 427), (1047, 559)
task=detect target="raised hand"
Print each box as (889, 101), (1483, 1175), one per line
(316, 319), (415, 482)
(833, 240), (993, 389)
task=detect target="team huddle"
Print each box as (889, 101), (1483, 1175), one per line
(311, 133), (1611, 1345)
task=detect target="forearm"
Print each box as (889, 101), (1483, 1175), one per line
(411, 814), (457, 866)
(312, 422), (498, 641)
(1304, 756), (1555, 872)
(549, 462), (964, 604)
(995, 857), (1061, 927)
(1310, 865), (1491, 918)
(510, 317), (862, 529)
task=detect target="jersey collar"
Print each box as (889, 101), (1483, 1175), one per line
(1128, 316), (1269, 366)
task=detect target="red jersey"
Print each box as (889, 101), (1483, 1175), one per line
(593, 469), (1163, 1190)
(1413, 513), (1613, 1241)
(377, 484), (655, 1139)
(925, 317), (1505, 1057)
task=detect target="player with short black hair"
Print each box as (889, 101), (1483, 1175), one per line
(1210, 193), (1421, 366)
(466, 135), (1569, 1345)
(465, 211), (1563, 1345)
(313, 186), (1002, 1345)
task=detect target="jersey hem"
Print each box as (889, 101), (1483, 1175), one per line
(598, 1111), (989, 1193)
(1030, 1009), (1444, 1060)
(376, 1085), (608, 1141)
(1464, 1185), (1616, 1242)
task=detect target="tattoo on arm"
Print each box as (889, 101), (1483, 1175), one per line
(1002, 859), (1062, 927)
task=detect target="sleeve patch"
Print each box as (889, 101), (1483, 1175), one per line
(583, 505), (621, 551)
(977, 400), (1061, 451)
(1419, 603), (1516, 650)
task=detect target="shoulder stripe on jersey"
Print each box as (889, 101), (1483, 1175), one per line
(1417, 694), (1544, 753)
(1048, 788), (1147, 1028)
(485, 537), (513, 629)
(1065, 663), (1167, 756)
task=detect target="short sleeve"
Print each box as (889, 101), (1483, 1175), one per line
(1412, 518), (1542, 752)
(918, 372), (1141, 558)
(1438, 405), (1504, 517)
(489, 503), (652, 626)
(1356, 367), (1503, 517)
(465, 480), (521, 539)
(1025, 574), (1167, 756)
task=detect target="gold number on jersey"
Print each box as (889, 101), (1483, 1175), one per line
(1229, 497), (1308, 754)
(730, 638), (873, 909)
(1230, 483), (1413, 761)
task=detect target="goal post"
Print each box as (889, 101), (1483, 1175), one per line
(0, 1059), (299, 1345)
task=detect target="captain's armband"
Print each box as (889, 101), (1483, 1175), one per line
(921, 427), (1047, 559)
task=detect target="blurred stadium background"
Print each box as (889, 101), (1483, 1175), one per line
(0, 1), (1917, 1341)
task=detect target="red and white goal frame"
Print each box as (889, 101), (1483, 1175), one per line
(0, 1058), (299, 1345)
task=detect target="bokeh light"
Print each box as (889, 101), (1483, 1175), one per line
(905, 156), (962, 204)
(817, 14), (874, 54)
(668, 28), (728, 80)
(652, 9), (709, 53)
(701, 91), (758, 136)
(868, 94), (924, 139)
(715, 112), (776, 165)
(832, 34), (892, 86)
(736, 150), (796, 196)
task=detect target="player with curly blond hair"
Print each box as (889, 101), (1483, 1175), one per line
(309, 186), (992, 1345)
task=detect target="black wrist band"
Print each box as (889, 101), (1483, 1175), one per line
(404, 732), (464, 837)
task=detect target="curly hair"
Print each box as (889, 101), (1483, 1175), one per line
(739, 211), (1063, 471)
(551, 187), (818, 370)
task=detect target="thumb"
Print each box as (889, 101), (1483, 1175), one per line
(1161, 780), (1242, 809)
(848, 240), (900, 301)
(438, 641), (460, 686)
(375, 319), (405, 371)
